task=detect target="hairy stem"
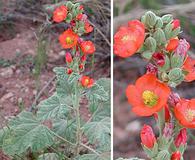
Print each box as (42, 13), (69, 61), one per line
(75, 84), (81, 156)
(158, 108), (165, 136)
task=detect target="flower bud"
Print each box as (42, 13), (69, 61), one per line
(162, 14), (173, 24)
(172, 19), (180, 30)
(168, 68), (184, 85)
(153, 28), (166, 44)
(140, 124), (156, 148)
(152, 52), (165, 67)
(171, 151), (181, 160)
(145, 37), (156, 52)
(166, 38), (179, 52)
(81, 55), (86, 62)
(67, 68), (72, 75)
(175, 128), (187, 148)
(65, 52), (73, 63)
(155, 17), (163, 28)
(79, 64), (84, 70)
(163, 122), (174, 139)
(145, 11), (157, 27)
(175, 39), (190, 59)
(76, 13), (83, 20)
(146, 63), (158, 75)
(168, 92), (180, 106)
(165, 104), (171, 122)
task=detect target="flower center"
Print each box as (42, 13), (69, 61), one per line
(122, 35), (135, 42)
(57, 12), (63, 16)
(142, 90), (158, 107)
(84, 79), (89, 86)
(85, 45), (90, 51)
(185, 109), (195, 122)
(66, 37), (73, 44)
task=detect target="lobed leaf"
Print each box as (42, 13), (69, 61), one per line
(37, 93), (72, 120)
(2, 111), (55, 156)
(38, 153), (59, 160)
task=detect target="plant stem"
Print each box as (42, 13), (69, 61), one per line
(75, 84), (81, 156)
(81, 143), (100, 156)
(158, 108), (165, 136)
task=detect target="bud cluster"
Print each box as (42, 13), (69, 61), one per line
(141, 11), (191, 87)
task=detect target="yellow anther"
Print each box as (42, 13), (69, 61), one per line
(66, 37), (73, 44)
(142, 90), (158, 107)
(185, 109), (195, 122)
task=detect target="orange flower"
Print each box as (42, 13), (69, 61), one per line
(166, 38), (179, 52)
(53, 6), (68, 23)
(126, 74), (170, 116)
(183, 56), (195, 82)
(80, 76), (94, 88)
(59, 29), (78, 49)
(80, 41), (95, 54)
(114, 20), (145, 58)
(174, 99), (195, 128)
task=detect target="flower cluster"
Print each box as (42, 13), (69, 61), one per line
(53, 1), (95, 88)
(114, 11), (195, 160)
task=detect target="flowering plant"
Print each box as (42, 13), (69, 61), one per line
(0, 1), (110, 160)
(114, 11), (195, 160)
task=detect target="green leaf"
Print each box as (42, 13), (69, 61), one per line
(53, 67), (76, 97)
(2, 111), (55, 156)
(83, 117), (110, 151)
(53, 118), (77, 143)
(87, 79), (109, 102)
(37, 93), (72, 120)
(75, 153), (110, 160)
(0, 127), (8, 148)
(38, 153), (59, 160)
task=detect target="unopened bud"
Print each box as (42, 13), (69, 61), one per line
(145, 11), (157, 27)
(146, 63), (158, 75)
(168, 92), (180, 106)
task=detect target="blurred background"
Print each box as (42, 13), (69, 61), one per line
(114, 0), (195, 159)
(0, 0), (110, 159)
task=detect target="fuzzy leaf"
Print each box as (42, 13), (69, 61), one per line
(53, 118), (77, 143)
(2, 111), (54, 156)
(0, 127), (8, 148)
(87, 78), (109, 102)
(53, 67), (76, 97)
(75, 153), (110, 160)
(38, 153), (59, 160)
(83, 117), (111, 150)
(37, 93), (71, 120)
